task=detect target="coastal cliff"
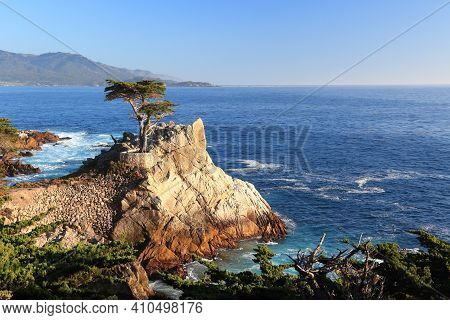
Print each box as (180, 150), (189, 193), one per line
(0, 119), (286, 271)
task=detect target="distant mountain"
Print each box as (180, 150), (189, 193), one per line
(0, 50), (214, 87)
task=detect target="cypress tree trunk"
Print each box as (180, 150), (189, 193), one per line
(141, 132), (148, 152)
(138, 120), (146, 153)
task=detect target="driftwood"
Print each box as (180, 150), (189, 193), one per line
(110, 135), (118, 144)
(288, 233), (384, 299)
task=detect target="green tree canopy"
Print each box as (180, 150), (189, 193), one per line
(104, 80), (176, 152)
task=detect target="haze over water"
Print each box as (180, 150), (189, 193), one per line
(1, 86), (449, 271)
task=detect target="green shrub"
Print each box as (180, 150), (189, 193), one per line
(0, 212), (136, 299)
(0, 118), (18, 136)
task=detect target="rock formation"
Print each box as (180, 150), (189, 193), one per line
(88, 262), (154, 299)
(0, 119), (286, 272)
(16, 130), (60, 150)
(0, 130), (61, 178)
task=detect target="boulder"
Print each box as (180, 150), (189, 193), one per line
(89, 262), (154, 299)
(112, 118), (286, 271)
(16, 130), (60, 150)
(3, 159), (41, 176)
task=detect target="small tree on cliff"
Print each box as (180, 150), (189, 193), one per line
(104, 80), (176, 152)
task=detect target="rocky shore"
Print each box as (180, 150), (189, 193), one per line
(0, 119), (286, 275)
(0, 130), (61, 178)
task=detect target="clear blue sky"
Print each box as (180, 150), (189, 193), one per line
(1, 0), (449, 85)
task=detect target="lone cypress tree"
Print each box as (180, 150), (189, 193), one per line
(104, 80), (176, 152)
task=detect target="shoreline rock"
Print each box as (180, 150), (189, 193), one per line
(16, 130), (60, 150)
(3, 160), (41, 177)
(0, 130), (60, 178)
(88, 262), (154, 299)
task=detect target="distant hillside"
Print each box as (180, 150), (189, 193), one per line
(0, 50), (214, 87)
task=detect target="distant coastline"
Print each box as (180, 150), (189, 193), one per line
(0, 81), (217, 87)
(0, 49), (216, 87)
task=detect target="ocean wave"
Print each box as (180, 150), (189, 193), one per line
(242, 252), (255, 259)
(354, 169), (449, 189)
(150, 280), (183, 300)
(256, 241), (279, 245)
(280, 215), (297, 231)
(268, 178), (301, 182)
(228, 159), (282, 173)
(37, 164), (68, 171)
(420, 224), (449, 237)
(392, 202), (417, 211)
(346, 187), (385, 194)
(246, 264), (260, 272)
(276, 185), (311, 192)
(318, 193), (343, 201)
(8, 131), (113, 184)
(303, 172), (341, 183)
(185, 261), (209, 280)
(267, 171), (391, 199)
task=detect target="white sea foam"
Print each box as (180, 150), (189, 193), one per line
(149, 280), (183, 300)
(303, 172), (341, 183)
(355, 169), (430, 189)
(420, 224), (449, 237)
(346, 187), (385, 194)
(228, 159), (282, 173)
(352, 169), (433, 194)
(317, 185), (346, 192)
(392, 202), (417, 211)
(185, 261), (209, 280)
(256, 241), (279, 245)
(318, 193), (342, 201)
(247, 264), (260, 272)
(277, 185), (311, 192)
(242, 252), (255, 259)
(7, 131), (113, 184)
(280, 215), (297, 231)
(268, 178), (301, 182)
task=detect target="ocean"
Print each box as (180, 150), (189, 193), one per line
(1, 86), (449, 272)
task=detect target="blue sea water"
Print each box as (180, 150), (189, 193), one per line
(1, 86), (449, 272)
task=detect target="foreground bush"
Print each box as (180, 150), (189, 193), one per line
(0, 118), (18, 152)
(0, 212), (136, 299)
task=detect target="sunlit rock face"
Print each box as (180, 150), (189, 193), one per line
(1, 119), (286, 272)
(114, 119), (286, 271)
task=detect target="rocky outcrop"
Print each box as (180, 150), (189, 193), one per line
(0, 119), (286, 271)
(112, 119), (286, 270)
(89, 262), (154, 299)
(0, 130), (61, 178)
(2, 159), (41, 176)
(16, 130), (60, 150)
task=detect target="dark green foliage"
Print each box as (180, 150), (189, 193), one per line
(0, 118), (19, 178)
(0, 195), (9, 206)
(0, 212), (136, 299)
(140, 100), (176, 119)
(0, 118), (18, 136)
(0, 118), (18, 156)
(105, 80), (166, 101)
(163, 231), (449, 300)
(372, 230), (449, 299)
(253, 245), (292, 281)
